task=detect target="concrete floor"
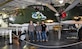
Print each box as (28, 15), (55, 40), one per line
(0, 30), (82, 49)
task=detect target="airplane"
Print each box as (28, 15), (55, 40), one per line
(0, 0), (82, 13)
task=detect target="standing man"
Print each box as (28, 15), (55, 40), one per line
(35, 22), (42, 42)
(28, 21), (35, 42)
(41, 21), (48, 41)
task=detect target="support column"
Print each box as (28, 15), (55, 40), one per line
(9, 30), (12, 44)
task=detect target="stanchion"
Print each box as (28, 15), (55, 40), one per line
(9, 30), (13, 45)
(55, 13), (62, 40)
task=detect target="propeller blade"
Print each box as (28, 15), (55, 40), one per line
(45, 4), (58, 13)
(64, 0), (80, 12)
(36, 2), (58, 13)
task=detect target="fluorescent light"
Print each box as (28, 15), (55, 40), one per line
(74, 16), (79, 19)
(2, 8), (6, 10)
(46, 20), (54, 23)
(59, 0), (64, 4)
(9, 16), (15, 22)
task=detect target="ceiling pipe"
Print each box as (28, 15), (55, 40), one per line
(0, 0), (13, 7)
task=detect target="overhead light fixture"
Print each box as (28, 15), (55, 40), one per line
(37, 2), (42, 5)
(74, 16), (79, 19)
(22, 6), (26, 9)
(59, 0), (64, 4)
(15, 7), (19, 10)
(9, 16), (15, 22)
(2, 8), (6, 10)
(74, 16), (81, 21)
(46, 19), (54, 23)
